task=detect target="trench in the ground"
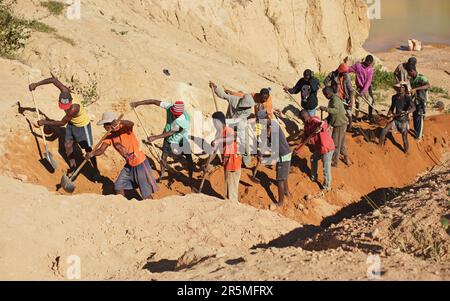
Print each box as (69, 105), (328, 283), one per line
(1, 114), (448, 225)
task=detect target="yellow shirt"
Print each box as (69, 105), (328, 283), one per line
(70, 97), (90, 127)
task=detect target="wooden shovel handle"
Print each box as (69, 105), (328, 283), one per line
(210, 85), (219, 112)
(69, 113), (124, 180)
(132, 107), (162, 162)
(28, 76), (48, 147)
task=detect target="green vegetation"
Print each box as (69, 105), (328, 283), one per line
(429, 86), (448, 95)
(0, 0), (30, 58)
(0, 0), (76, 58)
(56, 72), (99, 107)
(315, 72), (327, 85)
(53, 33), (75, 46)
(26, 19), (56, 33)
(372, 65), (396, 91)
(40, 1), (66, 16)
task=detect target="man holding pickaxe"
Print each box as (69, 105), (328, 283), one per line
(379, 82), (416, 153)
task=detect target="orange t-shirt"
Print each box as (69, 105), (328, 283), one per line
(229, 91), (273, 119)
(103, 125), (146, 167)
(222, 127), (242, 172)
(338, 76), (345, 100)
(252, 93), (274, 119)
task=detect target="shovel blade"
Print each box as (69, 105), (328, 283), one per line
(44, 151), (58, 169)
(60, 174), (75, 193)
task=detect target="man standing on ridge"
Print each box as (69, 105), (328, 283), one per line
(379, 82), (416, 153)
(406, 63), (430, 140)
(395, 57), (417, 89)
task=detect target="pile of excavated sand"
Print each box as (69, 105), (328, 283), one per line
(0, 160), (448, 280)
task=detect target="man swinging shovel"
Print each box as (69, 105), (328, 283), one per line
(60, 113), (124, 193)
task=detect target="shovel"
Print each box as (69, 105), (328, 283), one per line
(353, 89), (388, 119)
(28, 77), (58, 170)
(60, 114), (124, 193)
(249, 156), (262, 184)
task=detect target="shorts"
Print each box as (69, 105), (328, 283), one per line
(276, 160), (291, 182)
(66, 123), (93, 148)
(162, 138), (192, 155)
(115, 158), (158, 199)
(393, 120), (409, 133)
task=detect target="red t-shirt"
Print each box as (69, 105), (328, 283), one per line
(304, 116), (335, 155)
(222, 126), (242, 172)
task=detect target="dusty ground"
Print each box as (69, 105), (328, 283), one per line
(0, 1), (449, 281)
(0, 156), (448, 280)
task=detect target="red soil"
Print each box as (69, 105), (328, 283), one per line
(2, 114), (448, 225)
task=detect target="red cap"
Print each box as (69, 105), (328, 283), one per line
(337, 63), (349, 74)
(58, 99), (73, 110)
(170, 101), (184, 117)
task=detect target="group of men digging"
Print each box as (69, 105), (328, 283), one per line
(28, 54), (431, 205)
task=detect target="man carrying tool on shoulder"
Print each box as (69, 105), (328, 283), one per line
(379, 82), (416, 153)
(130, 99), (193, 182)
(296, 110), (335, 192)
(29, 75), (97, 173)
(86, 112), (158, 200)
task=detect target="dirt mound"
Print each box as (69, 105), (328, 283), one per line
(0, 175), (299, 280)
(299, 156), (450, 262)
(1, 164), (448, 281)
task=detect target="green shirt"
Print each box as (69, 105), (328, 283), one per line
(410, 74), (429, 105)
(326, 94), (348, 128)
(160, 102), (190, 144)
